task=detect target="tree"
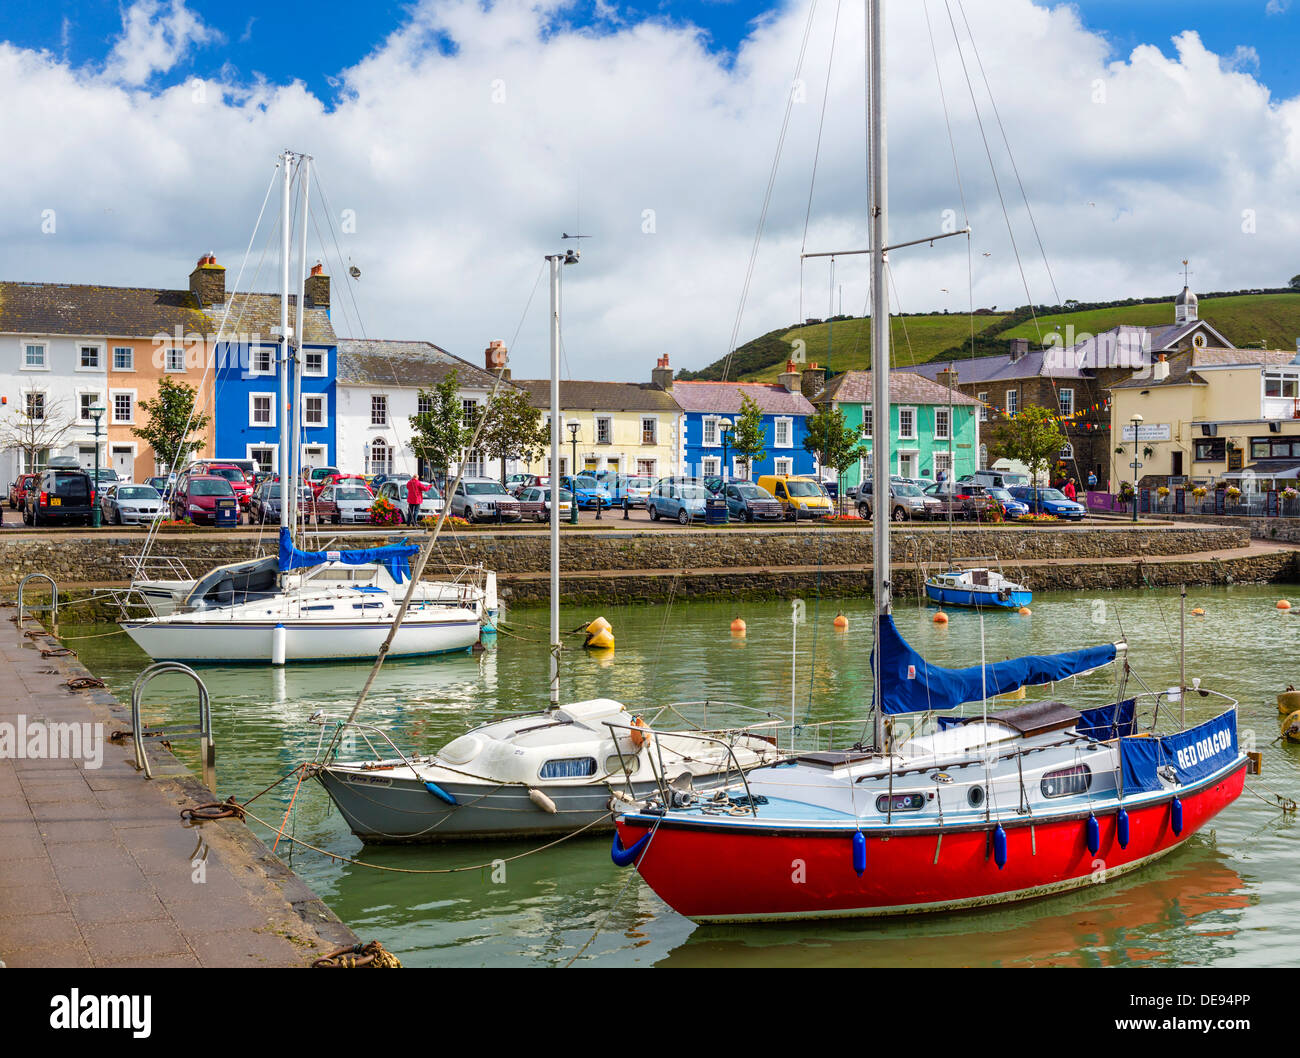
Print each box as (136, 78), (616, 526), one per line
(1290, 274), (1300, 291)
(477, 388), (549, 485)
(0, 395), (76, 474)
(409, 370), (468, 483)
(132, 377), (210, 474)
(999, 404), (1066, 488)
(729, 394), (767, 478)
(802, 404), (860, 513)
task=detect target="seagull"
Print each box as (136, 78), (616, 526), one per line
(982, 252), (992, 257)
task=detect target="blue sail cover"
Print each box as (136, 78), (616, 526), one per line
(277, 527), (417, 583)
(1077, 698), (1137, 741)
(1120, 711), (1238, 794)
(871, 614), (1118, 716)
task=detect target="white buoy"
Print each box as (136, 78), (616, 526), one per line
(271, 623), (286, 666)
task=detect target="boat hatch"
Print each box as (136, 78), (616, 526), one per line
(794, 750), (875, 769)
(971, 569), (989, 586)
(985, 700), (1081, 738)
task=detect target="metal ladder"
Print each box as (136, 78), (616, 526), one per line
(16, 573), (58, 630)
(130, 662), (214, 779)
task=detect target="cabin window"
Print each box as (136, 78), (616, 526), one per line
(539, 757), (598, 779)
(604, 755), (633, 774)
(1040, 763), (1092, 799)
(875, 792), (925, 813)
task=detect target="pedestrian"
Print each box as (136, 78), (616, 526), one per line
(936, 468), (947, 485)
(1086, 469), (1097, 489)
(1063, 477), (1077, 502)
(405, 475), (428, 526)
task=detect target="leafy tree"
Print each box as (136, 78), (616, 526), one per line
(802, 404), (860, 513)
(132, 377), (211, 474)
(478, 388), (549, 485)
(999, 403), (1066, 488)
(0, 395), (76, 474)
(1290, 274), (1300, 291)
(729, 394), (767, 478)
(409, 370), (468, 483)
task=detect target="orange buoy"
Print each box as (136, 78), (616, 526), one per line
(933, 611), (948, 625)
(1190, 607), (1205, 616)
(629, 714), (650, 748)
(833, 613), (849, 630)
(1018, 606), (1032, 616)
(1279, 600), (1292, 610)
(730, 617), (747, 635)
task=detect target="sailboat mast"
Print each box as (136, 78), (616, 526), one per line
(868, 0), (891, 751)
(548, 254), (562, 708)
(278, 151), (294, 542)
(290, 155), (312, 535)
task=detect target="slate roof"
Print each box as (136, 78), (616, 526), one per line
(818, 370), (981, 406)
(337, 339), (505, 390)
(512, 379), (680, 413)
(670, 381), (814, 415)
(0, 281), (210, 338)
(218, 292), (337, 346)
(898, 348), (1085, 385)
(1109, 348), (1296, 390)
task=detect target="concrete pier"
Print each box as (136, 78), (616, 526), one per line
(0, 607), (358, 967)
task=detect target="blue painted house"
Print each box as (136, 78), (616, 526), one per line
(209, 271), (338, 477)
(670, 374), (816, 480)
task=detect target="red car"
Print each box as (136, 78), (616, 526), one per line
(171, 475), (239, 525)
(9, 473), (39, 510)
(187, 461), (254, 508)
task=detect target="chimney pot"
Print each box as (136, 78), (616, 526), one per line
(303, 264), (331, 310)
(188, 253), (226, 307)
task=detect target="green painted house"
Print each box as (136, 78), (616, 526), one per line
(814, 370), (982, 488)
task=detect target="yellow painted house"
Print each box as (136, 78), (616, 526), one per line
(1108, 345), (1300, 490)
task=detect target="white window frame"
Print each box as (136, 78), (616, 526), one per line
(1060, 442), (1074, 459)
(641, 416), (658, 445)
(461, 398), (479, 427)
(977, 392), (989, 422)
(1005, 389), (1018, 417)
(165, 347), (186, 373)
(23, 342), (49, 371)
(861, 407), (873, 438)
(302, 394), (325, 428)
(76, 389), (101, 425)
(898, 407), (917, 440)
(734, 457), (750, 479)
(113, 346), (135, 372)
(417, 394), (433, 416)
(595, 415), (613, 445)
(933, 407), (950, 441)
(249, 392), (276, 428)
(933, 451), (953, 477)
(24, 389), (47, 421)
(774, 417), (793, 448)
(302, 349), (326, 376)
(1058, 387), (1074, 417)
(702, 456), (721, 476)
(774, 456), (794, 475)
(247, 444), (279, 474)
(249, 345), (276, 377)
(636, 458), (657, 477)
(110, 389), (136, 425)
(367, 439), (393, 476)
(77, 342), (104, 372)
(371, 394), (388, 427)
(702, 416), (719, 447)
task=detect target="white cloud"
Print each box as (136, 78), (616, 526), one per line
(1, 0), (1299, 383)
(1267, 0), (1290, 16)
(1222, 44), (1261, 73)
(104, 0), (221, 86)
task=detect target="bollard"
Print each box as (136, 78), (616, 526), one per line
(595, 498), (602, 521)
(623, 499), (630, 520)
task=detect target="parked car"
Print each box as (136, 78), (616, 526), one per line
(960, 469), (1030, 490)
(986, 486), (1031, 520)
(305, 466), (342, 496)
(46, 455), (82, 470)
(316, 484), (380, 525)
(89, 467), (120, 503)
(171, 474), (239, 525)
(516, 486), (574, 522)
(377, 480), (445, 521)
(607, 474), (655, 508)
(647, 479), (711, 524)
(316, 472), (370, 498)
(8, 473), (39, 510)
(722, 481), (784, 522)
(757, 475), (835, 520)
(504, 473), (533, 496)
(922, 481), (999, 521)
(561, 474), (613, 509)
(857, 480), (941, 522)
(24, 469), (95, 527)
(1008, 486), (1087, 520)
(101, 484), (167, 525)
(146, 475), (177, 500)
(371, 472), (413, 491)
(449, 479), (521, 523)
(184, 462), (252, 509)
(249, 482), (318, 524)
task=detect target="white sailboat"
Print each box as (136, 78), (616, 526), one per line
(122, 150), (488, 664)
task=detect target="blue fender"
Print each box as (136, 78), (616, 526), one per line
(993, 824), (1008, 870)
(611, 829), (653, 868)
(1170, 797), (1183, 837)
(1085, 812), (1100, 856)
(852, 831), (867, 877)
(424, 781), (458, 805)
(1116, 808), (1130, 849)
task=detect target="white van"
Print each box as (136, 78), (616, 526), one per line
(960, 469), (1029, 490)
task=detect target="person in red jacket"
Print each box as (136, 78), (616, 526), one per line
(405, 476), (429, 526)
(1063, 478), (1077, 502)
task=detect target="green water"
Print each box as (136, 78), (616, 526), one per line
(67, 585), (1300, 967)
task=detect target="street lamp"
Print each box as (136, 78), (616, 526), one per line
(718, 418), (733, 483)
(1130, 413), (1143, 523)
(89, 404), (105, 528)
(568, 422), (580, 524)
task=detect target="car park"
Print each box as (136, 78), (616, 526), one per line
(249, 482), (318, 524)
(24, 469), (95, 527)
(305, 466), (342, 496)
(171, 474), (239, 525)
(647, 479), (711, 524)
(857, 479), (941, 522)
(377, 480), (444, 520)
(8, 473), (39, 510)
(101, 483), (167, 525)
(757, 475), (834, 520)
(504, 473), (533, 496)
(922, 481), (999, 521)
(1008, 486), (1087, 520)
(516, 486), (574, 521)
(986, 486), (1030, 520)
(449, 479), (521, 523)
(185, 461), (252, 510)
(146, 475), (177, 500)
(722, 480), (784, 522)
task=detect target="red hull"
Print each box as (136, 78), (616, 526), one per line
(617, 762), (1246, 922)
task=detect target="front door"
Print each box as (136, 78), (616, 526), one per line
(898, 452), (917, 478)
(1171, 451), (1183, 477)
(112, 446), (133, 482)
(78, 445), (97, 470)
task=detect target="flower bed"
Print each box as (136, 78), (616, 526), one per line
(369, 495), (404, 526)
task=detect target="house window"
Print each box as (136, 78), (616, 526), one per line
(774, 457), (793, 475)
(80, 345), (101, 369)
(1005, 389), (1018, 417)
(24, 343), (46, 369)
(368, 440), (392, 476)
(371, 395), (388, 426)
(934, 408), (950, 441)
(702, 417), (719, 446)
(898, 408), (916, 440)
(595, 416), (612, 445)
(637, 458), (656, 476)
(861, 407), (872, 438)
(112, 393), (133, 424)
(251, 346), (274, 375)
(1058, 387), (1074, 417)
(25, 392), (45, 420)
(977, 392), (989, 422)
(462, 450), (483, 477)
(461, 399), (479, 427)
(417, 394), (433, 416)
(641, 417), (657, 445)
(1060, 442), (1074, 459)
(934, 451), (952, 477)
(22, 448), (50, 474)
(303, 350), (325, 376)
(1195, 439), (1226, 462)
(303, 395), (324, 427)
(163, 347), (185, 373)
(251, 394), (274, 427)
(1264, 371), (1300, 398)
(702, 456), (721, 476)
(79, 394), (99, 422)
(774, 418), (793, 448)
(250, 446), (276, 473)
(113, 347), (134, 371)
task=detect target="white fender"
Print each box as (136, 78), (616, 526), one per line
(528, 787), (558, 814)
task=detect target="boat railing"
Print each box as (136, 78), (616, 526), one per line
(313, 719), (422, 770)
(1127, 687), (1239, 738)
(122, 553), (195, 583)
(644, 699), (784, 736)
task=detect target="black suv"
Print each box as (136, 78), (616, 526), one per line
(24, 469), (95, 526)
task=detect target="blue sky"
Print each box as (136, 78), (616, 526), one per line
(9, 1), (1298, 102)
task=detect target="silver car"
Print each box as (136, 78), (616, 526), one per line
(101, 483), (166, 525)
(378, 480), (445, 520)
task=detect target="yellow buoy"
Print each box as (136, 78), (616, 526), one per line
(996, 685), (1027, 701)
(833, 613), (849, 630)
(730, 617), (747, 635)
(1018, 607), (1032, 616)
(933, 611), (948, 625)
(1278, 686), (1300, 714)
(587, 616), (613, 635)
(1278, 600), (1292, 610)
(1190, 607), (1205, 616)
(585, 627), (615, 650)
(1283, 709), (1300, 744)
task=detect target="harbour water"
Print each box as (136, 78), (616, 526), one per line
(66, 584), (1300, 967)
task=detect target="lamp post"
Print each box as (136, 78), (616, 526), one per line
(89, 404), (105, 528)
(568, 422), (580, 524)
(718, 418), (733, 484)
(1130, 413), (1143, 523)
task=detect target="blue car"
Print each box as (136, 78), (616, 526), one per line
(647, 479), (711, 524)
(986, 486), (1031, 520)
(1008, 486), (1086, 520)
(561, 475), (613, 509)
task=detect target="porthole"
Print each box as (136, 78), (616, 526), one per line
(968, 785), (985, 808)
(1041, 764), (1092, 799)
(876, 793), (925, 813)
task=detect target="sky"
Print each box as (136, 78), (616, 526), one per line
(1, 0), (1299, 383)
